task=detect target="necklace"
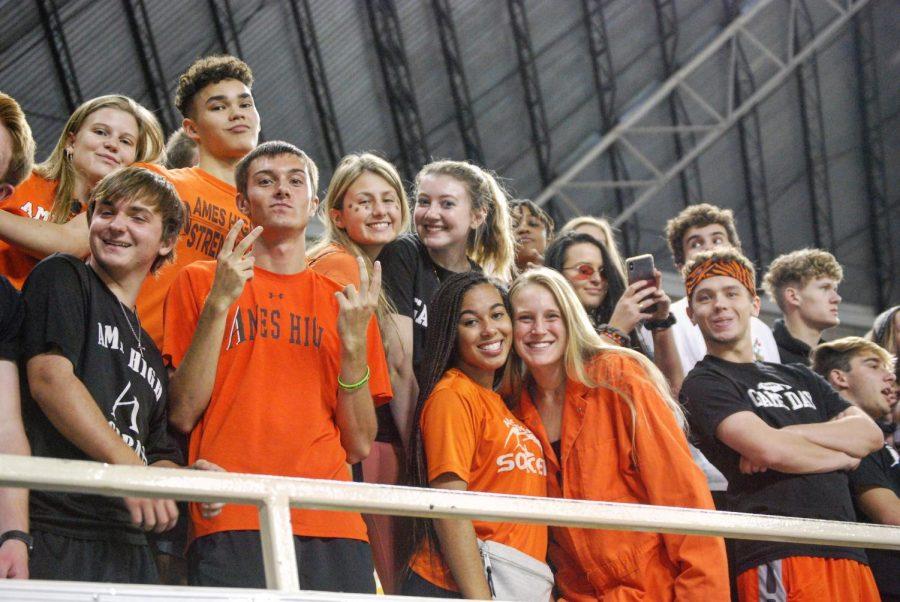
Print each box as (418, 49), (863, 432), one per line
(117, 299), (145, 357)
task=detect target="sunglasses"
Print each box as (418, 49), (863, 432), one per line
(564, 264), (605, 281)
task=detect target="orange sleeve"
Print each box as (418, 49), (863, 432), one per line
(365, 316), (392, 406)
(161, 263), (209, 369)
(612, 356), (730, 599)
(420, 385), (478, 483)
(309, 250), (361, 289)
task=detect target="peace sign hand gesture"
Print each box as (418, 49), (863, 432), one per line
(335, 257), (382, 355)
(208, 220), (263, 312)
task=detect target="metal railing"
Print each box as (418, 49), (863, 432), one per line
(0, 454), (898, 596)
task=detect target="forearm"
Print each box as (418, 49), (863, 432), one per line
(0, 211), (89, 259)
(433, 518), (492, 599)
(28, 362), (143, 466)
(385, 314), (416, 449)
(783, 416), (882, 458)
(764, 432), (858, 474)
(0, 430), (29, 535)
(335, 347), (377, 464)
(651, 328), (684, 395)
(168, 302), (229, 434)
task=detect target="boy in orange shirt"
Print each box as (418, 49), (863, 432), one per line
(163, 141), (391, 592)
(136, 55), (261, 347)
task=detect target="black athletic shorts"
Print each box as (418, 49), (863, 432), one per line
(29, 530), (158, 584)
(401, 569), (461, 598)
(188, 530), (375, 593)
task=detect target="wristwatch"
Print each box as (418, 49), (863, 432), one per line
(0, 530), (33, 553)
(644, 313), (677, 331)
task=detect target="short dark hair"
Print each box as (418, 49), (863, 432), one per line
(665, 203), (742, 267)
(174, 55), (253, 119)
(510, 199), (554, 237)
(234, 140), (319, 198)
(164, 128), (198, 169)
(87, 167), (183, 273)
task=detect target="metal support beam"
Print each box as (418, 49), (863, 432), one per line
(725, 0), (774, 267)
(288, 0), (344, 169)
(121, 0), (177, 134)
(36, 0), (82, 113)
(507, 0), (553, 187)
(793, 0), (834, 250)
(365, 0), (429, 181)
(207, 0), (244, 58)
(852, 4), (894, 309)
(652, 0), (704, 207)
(532, 0), (871, 231)
(582, 0), (639, 254)
(430, 0), (484, 165)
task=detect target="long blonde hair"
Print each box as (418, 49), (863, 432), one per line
(416, 160), (516, 282)
(508, 268), (687, 441)
(35, 95), (165, 223)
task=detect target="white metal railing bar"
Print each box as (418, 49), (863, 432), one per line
(0, 454), (898, 594)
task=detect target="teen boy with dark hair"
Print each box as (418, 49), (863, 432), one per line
(0, 91), (35, 579)
(163, 141), (390, 592)
(812, 337), (899, 600)
(20, 167), (185, 583)
(679, 248), (882, 602)
(136, 54), (261, 347)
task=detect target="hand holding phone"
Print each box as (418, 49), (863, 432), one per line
(625, 254), (658, 314)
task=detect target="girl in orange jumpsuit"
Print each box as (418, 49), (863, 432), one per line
(509, 267), (729, 601)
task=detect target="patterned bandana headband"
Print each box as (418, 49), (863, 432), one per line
(684, 257), (755, 300)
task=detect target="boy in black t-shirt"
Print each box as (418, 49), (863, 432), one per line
(679, 249), (883, 602)
(811, 337), (899, 599)
(20, 167), (185, 583)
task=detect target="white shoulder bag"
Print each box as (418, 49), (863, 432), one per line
(478, 539), (554, 601)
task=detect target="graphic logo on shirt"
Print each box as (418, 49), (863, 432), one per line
(747, 382), (816, 411)
(496, 418), (546, 476)
(414, 297), (427, 327)
(225, 304), (324, 350)
(18, 201), (51, 221)
(108, 381), (147, 464)
(886, 445), (899, 468)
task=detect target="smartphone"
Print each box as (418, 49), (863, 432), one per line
(625, 254), (658, 314)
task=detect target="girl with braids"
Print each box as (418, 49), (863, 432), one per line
(402, 271), (549, 599)
(377, 160), (516, 448)
(544, 231), (684, 392)
(509, 268), (728, 602)
(0, 95), (165, 288)
(308, 152), (410, 594)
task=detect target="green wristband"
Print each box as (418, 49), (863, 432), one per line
(338, 366), (371, 391)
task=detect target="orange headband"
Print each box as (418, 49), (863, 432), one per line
(684, 257), (755, 300)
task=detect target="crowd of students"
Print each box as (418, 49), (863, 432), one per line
(0, 53), (896, 601)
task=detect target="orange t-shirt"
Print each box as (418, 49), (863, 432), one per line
(0, 173), (61, 288)
(516, 353), (729, 602)
(162, 261), (392, 542)
(409, 368), (548, 591)
(308, 242), (360, 288)
(136, 164), (245, 348)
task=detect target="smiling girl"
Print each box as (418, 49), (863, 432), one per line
(377, 160), (515, 447)
(402, 271), (549, 599)
(508, 267), (727, 601)
(0, 95), (164, 288)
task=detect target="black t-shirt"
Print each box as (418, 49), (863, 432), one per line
(20, 255), (181, 544)
(378, 234), (475, 373)
(0, 275), (23, 361)
(680, 356), (865, 573)
(772, 319), (819, 366)
(848, 444), (900, 597)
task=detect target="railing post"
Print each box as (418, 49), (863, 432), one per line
(259, 492), (299, 591)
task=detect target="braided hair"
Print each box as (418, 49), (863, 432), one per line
(406, 270), (511, 570)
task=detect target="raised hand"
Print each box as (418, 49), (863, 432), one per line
(208, 220), (263, 312)
(608, 279), (659, 334)
(335, 257), (381, 355)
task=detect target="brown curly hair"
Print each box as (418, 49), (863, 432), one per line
(762, 248), (843, 311)
(174, 55), (253, 118)
(665, 203), (742, 267)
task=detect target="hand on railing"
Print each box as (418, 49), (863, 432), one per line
(0, 538), (28, 579)
(192, 458), (226, 519)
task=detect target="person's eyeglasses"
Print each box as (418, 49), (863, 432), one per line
(564, 264), (605, 281)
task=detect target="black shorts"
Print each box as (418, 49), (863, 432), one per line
(401, 569), (461, 598)
(188, 530), (375, 593)
(29, 530), (158, 584)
